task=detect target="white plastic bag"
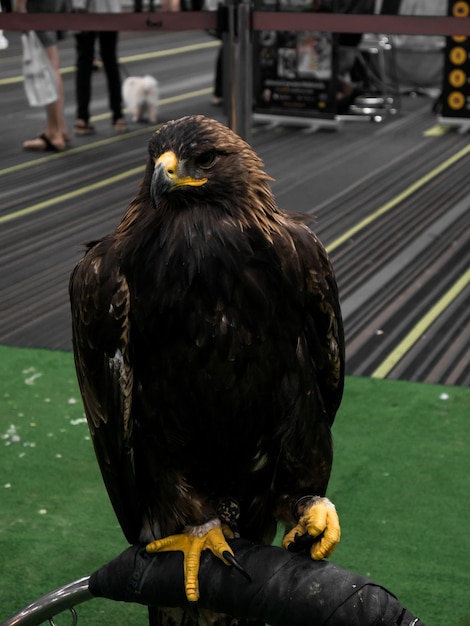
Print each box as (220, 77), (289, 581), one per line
(21, 31), (58, 107)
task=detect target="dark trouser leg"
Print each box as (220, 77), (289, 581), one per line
(98, 31), (123, 124)
(75, 31), (96, 124)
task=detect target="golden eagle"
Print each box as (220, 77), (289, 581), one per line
(70, 115), (344, 620)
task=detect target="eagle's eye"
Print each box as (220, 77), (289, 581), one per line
(194, 150), (218, 170)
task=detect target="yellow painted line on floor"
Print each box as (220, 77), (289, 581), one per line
(90, 87), (212, 122)
(423, 124), (451, 137)
(371, 267), (470, 379)
(160, 87), (213, 105)
(0, 40), (220, 86)
(119, 39), (220, 64)
(0, 166), (145, 226)
(326, 143), (470, 254)
(0, 127), (153, 177)
(0, 75), (29, 86)
(0, 87), (212, 177)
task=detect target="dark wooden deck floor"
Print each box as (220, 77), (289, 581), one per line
(1, 29), (468, 386)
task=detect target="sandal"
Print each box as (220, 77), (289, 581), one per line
(74, 120), (95, 136)
(113, 118), (127, 133)
(23, 133), (66, 152)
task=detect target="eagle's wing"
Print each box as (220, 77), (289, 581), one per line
(272, 220), (344, 506)
(69, 239), (140, 544)
(300, 225), (344, 422)
(275, 221), (344, 558)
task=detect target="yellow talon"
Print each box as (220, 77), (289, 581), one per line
(282, 496), (341, 560)
(146, 520), (238, 602)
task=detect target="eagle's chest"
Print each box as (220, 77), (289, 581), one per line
(127, 225), (302, 461)
(130, 225), (293, 347)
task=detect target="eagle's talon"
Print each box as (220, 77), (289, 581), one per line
(146, 520), (248, 601)
(285, 530), (317, 553)
(282, 496), (341, 560)
(222, 550), (251, 582)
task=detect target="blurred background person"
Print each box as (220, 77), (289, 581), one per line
(16, 0), (70, 151)
(0, 2), (10, 49)
(73, 0), (127, 134)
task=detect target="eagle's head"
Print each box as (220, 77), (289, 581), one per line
(145, 115), (276, 221)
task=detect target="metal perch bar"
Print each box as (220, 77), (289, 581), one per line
(1, 578), (92, 626)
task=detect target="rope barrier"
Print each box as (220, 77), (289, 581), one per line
(0, 11), (469, 36)
(252, 13), (470, 36)
(0, 11), (217, 32)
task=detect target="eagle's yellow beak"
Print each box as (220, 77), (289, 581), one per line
(155, 151), (208, 189)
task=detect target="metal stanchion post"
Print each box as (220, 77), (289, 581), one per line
(224, 0), (252, 140)
(236, 0), (252, 140)
(224, 0), (236, 132)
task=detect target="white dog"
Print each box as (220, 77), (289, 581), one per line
(122, 75), (159, 124)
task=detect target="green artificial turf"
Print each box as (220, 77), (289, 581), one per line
(0, 345), (469, 625)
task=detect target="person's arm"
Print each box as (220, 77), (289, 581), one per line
(89, 539), (425, 626)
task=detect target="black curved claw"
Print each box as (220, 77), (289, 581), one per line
(222, 550), (252, 582)
(286, 531), (317, 553)
(188, 600), (200, 618)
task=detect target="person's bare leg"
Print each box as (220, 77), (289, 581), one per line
(23, 44), (67, 151)
(45, 44), (67, 144)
